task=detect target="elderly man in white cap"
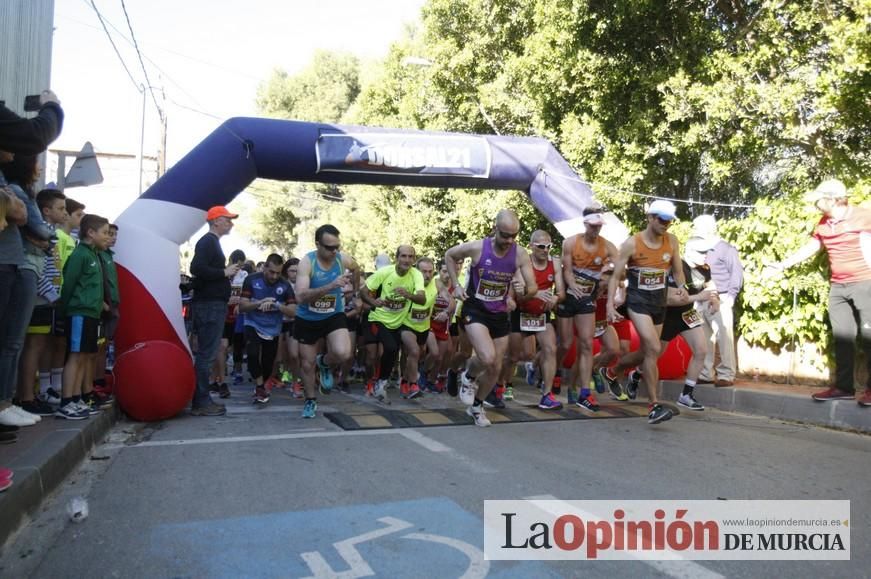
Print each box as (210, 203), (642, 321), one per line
(687, 214), (743, 387)
(768, 179), (871, 406)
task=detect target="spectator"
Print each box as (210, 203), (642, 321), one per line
(769, 179), (871, 406)
(58, 214), (112, 419)
(688, 214), (744, 387)
(189, 206), (240, 416)
(0, 90), (64, 155)
(92, 223), (121, 405)
(0, 152), (52, 426)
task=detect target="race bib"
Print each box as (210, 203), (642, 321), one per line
(519, 312), (547, 332)
(572, 276), (597, 297)
(475, 279), (508, 302)
(311, 294), (338, 314)
(594, 319), (607, 338)
(383, 297), (406, 312)
(410, 308), (430, 322)
(681, 308), (703, 328)
(638, 269), (666, 291)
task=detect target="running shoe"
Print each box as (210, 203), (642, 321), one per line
(525, 362), (537, 385)
(483, 389), (505, 409)
(41, 388), (62, 406)
(316, 353), (334, 391)
(434, 376), (446, 394)
(232, 371), (244, 385)
(218, 383), (231, 399)
(400, 380), (410, 398)
(254, 386), (270, 404)
(599, 368), (623, 400)
(365, 379), (375, 396)
(264, 376), (282, 391)
(301, 399), (317, 419)
(55, 402), (88, 420)
(503, 384), (514, 401)
(407, 383), (422, 399)
(459, 371), (477, 405)
(648, 403), (674, 424)
(374, 379), (390, 403)
(281, 370), (292, 384)
(292, 380), (304, 398)
(552, 375), (562, 395)
(567, 387), (578, 405)
(576, 394), (600, 412)
(677, 393), (704, 411)
(538, 392), (563, 410)
(78, 399), (101, 416)
(811, 387), (855, 401)
(447, 369), (459, 397)
(591, 370), (606, 394)
(466, 404), (491, 427)
(19, 399), (56, 416)
(626, 370), (642, 400)
(190, 402), (226, 416)
(209, 382), (220, 393)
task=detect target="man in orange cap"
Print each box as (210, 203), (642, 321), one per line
(189, 205), (240, 416)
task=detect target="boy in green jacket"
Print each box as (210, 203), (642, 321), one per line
(58, 214), (111, 420)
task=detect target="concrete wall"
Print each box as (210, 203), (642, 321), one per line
(0, 0), (55, 116)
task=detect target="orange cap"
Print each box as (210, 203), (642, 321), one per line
(206, 206), (238, 221)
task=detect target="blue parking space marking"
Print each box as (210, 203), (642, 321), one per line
(151, 498), (559, 578)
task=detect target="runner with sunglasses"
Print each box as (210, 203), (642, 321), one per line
(445, 209), (538, 427)
(606, 200), (686, 424)
(293, 224), (360, 419)
(558, 205), (620, 412)
(504, 230), (565, 410)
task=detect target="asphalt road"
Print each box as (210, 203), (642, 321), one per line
(2, 381), (868, 578)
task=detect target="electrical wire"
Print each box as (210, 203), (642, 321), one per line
(119, 0), (164, 122)
(541, 169), (757, 209)
(88, 0), (140, 90)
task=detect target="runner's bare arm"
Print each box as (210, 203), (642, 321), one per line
(561, 236), (582, 298)
(552, 255), (566, 303)
(516, 247), (538, 298)
(445, 240), (483, 299)
(294, 255), (348, 304)
(669, 233), (687, 290)
(607, 237), (635, 321)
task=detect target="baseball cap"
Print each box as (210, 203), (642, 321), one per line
(691, 214), (717, 238)
(804, 179), (847, 203)
(206, 206), (238, 221)
(583, 212), (605, 225)
(647, 199), (677, 221)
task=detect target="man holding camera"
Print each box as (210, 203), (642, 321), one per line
(239, 253), (295, 404)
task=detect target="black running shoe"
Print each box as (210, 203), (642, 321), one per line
(648, 403), (674, 424)
(483, 389), (505, 409)
(627, 370), (642, 400)
(447, 369), (459, 397)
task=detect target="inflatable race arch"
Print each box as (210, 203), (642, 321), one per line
(111, 118), (599, 419)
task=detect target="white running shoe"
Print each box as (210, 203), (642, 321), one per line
(10, 404), (41, 423)
(466, 405), (491, 427)
(374, 379), (389, 403)
(459, 371), (477, 405)
(0, 406), (37, 427)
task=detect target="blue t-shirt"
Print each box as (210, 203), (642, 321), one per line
(240, 272), (292, 338)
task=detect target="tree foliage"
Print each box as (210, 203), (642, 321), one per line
(246, 0), (869, 360)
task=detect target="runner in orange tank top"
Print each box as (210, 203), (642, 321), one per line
(559, 206), (619, 412)
(606, 199), (686, 425)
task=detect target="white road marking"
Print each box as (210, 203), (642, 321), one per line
(522, 495), (725, 579)
(398, 429), (453, 453)
(403, 532), (490, 579)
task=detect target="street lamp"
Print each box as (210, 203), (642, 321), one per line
(138, 83), (167, 196)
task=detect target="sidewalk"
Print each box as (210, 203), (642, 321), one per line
(0, 406), (119, 548)
(0, 378), (867, 548)
(660, 378), (870, 433)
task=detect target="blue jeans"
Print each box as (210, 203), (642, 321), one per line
(0, 269), (38, 401)
(191, 300), (227, 408)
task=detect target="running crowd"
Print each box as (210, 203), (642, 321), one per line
(187, 201), (739, 427)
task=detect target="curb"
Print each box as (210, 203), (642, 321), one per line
(0, 407), (118, 547)
(662, 381), (870, 433)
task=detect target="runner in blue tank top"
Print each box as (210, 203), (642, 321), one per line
(293, 224), (360, 419)
(445, 209), (538, 427)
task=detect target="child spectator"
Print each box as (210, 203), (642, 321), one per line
(93, 223), (120, 404)
(58, 214), (112, 419)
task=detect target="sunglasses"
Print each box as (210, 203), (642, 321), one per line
(652, 215), (674, 226)
(497, 229), (519, 240)
(319, 243), (340, 252)
(532, 243), (552, 250)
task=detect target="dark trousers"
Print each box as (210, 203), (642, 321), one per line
(828, 280), (871, 392)
(191, 300), (227, 408)
(244, 326), (278, 381)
